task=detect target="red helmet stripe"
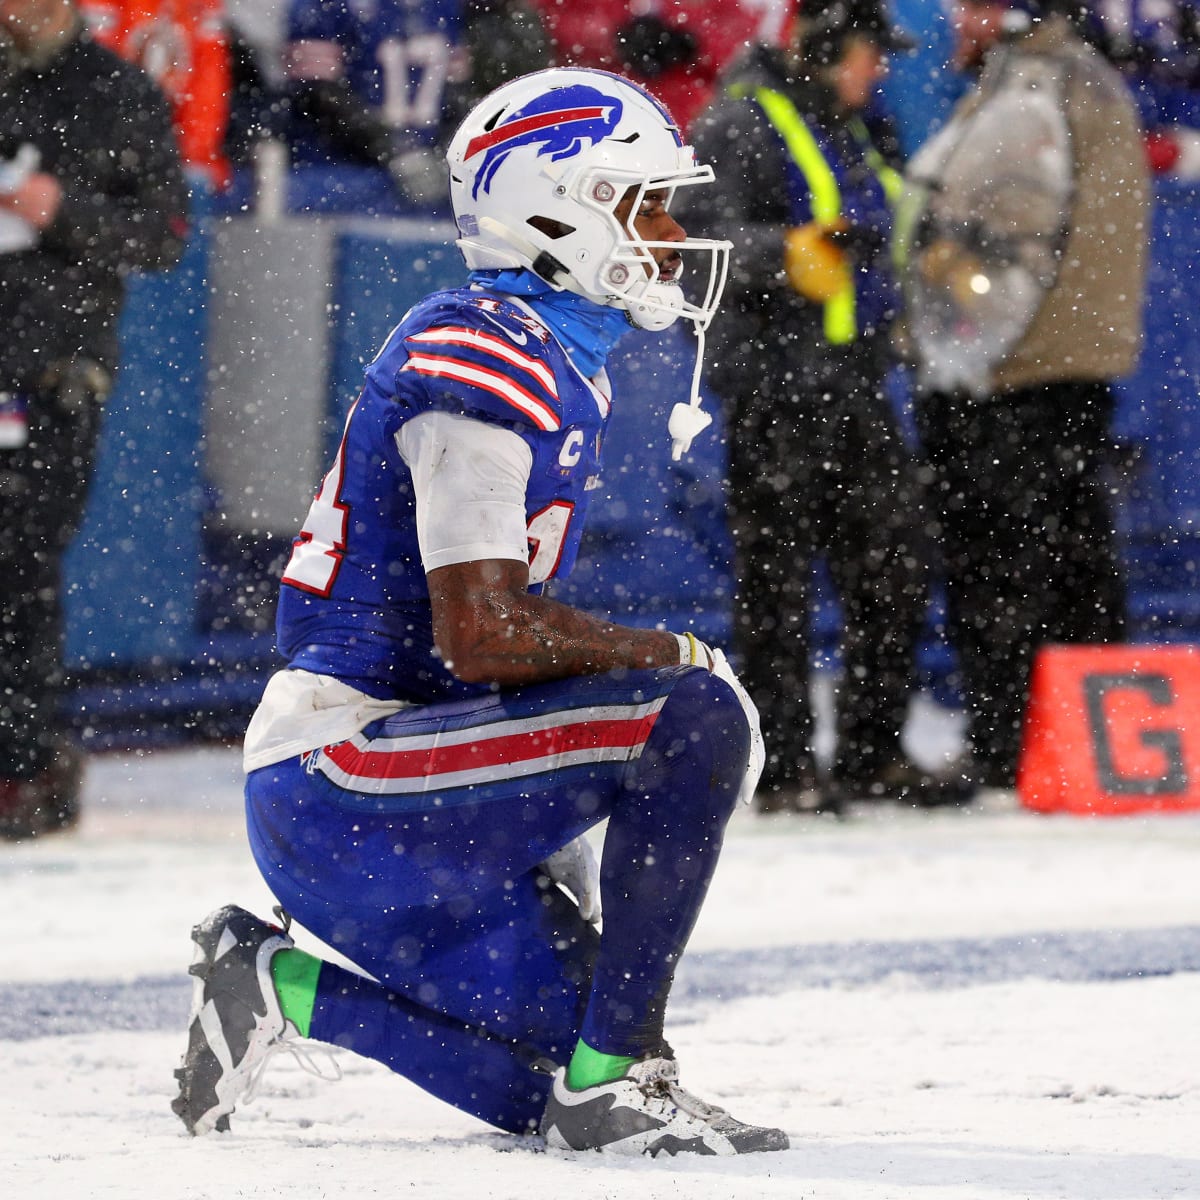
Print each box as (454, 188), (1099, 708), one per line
(464, 106), (611, 161)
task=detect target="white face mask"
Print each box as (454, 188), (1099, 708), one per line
(448, 68), (734, 459)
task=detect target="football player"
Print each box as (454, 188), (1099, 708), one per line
(172, 67), (786, 1158)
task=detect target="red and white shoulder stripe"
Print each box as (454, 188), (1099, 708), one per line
(402, 325), (561, 431)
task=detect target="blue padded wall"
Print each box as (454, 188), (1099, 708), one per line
(62, 215), (208, 670)
(1112, 180), (1200, 639)
(326, 226), (463, 441)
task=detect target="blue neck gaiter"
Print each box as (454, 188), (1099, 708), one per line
(469, 268), (633, 378)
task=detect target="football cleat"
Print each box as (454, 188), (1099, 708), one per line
(540, 1057), (789, 1157)
(171, 904), (296, 1135)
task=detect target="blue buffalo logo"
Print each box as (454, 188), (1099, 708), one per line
(464, 85), (623, 198)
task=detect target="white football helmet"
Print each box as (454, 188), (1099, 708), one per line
(446, 68), (732, 455)
(446, 67), (729, 335)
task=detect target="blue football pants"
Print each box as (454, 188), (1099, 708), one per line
(245, 665), (749, 1132)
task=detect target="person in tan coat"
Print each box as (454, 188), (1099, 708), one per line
(900, 0), (1150, 794)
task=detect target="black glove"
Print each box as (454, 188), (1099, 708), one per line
(616, 16), (698, 79)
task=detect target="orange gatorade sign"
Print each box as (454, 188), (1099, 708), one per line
(1018, 645), (1200, 815)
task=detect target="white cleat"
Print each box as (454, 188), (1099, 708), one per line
(540, 1057), (789, 1157)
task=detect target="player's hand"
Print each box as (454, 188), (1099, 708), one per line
(709, 649), (766, 807)
(784, 220), (851, 302)
(539, 834), (601, 924)
(675, 630), (715, 670)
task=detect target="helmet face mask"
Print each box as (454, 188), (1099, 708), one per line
(447, 68), (730, 332)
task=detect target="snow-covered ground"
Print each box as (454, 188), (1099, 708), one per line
(3, 698), (1199, 1199)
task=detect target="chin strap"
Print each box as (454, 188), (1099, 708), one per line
(668, 324), (713, 461)
(476, 216), (590, 297)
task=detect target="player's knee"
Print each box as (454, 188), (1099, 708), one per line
(650, 668), (751, 818)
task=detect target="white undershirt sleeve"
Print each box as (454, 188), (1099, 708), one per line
(395, 409), (533, 571)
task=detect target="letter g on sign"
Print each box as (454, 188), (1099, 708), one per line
(1084, 672), (1188, 796)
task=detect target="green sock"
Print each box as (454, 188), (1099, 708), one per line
(269, 947), (322, 1038)
(565, 1040), (638, 1091)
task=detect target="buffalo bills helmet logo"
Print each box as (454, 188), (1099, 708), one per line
(464, 85), (623, 199)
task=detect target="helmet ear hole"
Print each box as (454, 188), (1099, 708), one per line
(527, 216), (576, 240)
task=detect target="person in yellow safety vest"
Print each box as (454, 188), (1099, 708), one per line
(684, 0), (973, 814)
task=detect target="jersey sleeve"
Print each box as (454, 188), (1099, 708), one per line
(395, 310), (564, 434)
(396, 410), (533, 571)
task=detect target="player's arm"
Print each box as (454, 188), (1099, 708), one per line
(431, 559), (763, 808)
(399, 408), (682, 687)
(429, 557), (680, 686)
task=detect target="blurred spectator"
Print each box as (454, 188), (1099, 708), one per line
(283, 0), (466, 205)
(0, 0), (186, 839)
(685, 0), (957, 813)
(441, 0), (552, 133)
(900, 0), (1150, 796)
(530, 0), (790, 134)
(223, 0), (287, 62)
(882, 0), (969, 154)
(79, 0), (234, 189)
(222, 16), (284, 167)
(1073, 0), (1200, 176)
(1076, 1), (1200, 103)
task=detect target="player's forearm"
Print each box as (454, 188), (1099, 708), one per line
(437, 588), (680, 685)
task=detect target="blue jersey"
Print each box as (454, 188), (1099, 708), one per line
(287, 0), (463, 160)
(276, 284), (611, 703)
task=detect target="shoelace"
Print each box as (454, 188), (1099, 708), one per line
(630, 1059), (730, 1122)
(667, 1083), (729, 1122)
(242, 907), (343, 1106)
(242, 1026), (344, 1105)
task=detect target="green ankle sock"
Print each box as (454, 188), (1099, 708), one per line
(269, 947), (321, 1038)
(565, 1040), (637, 1091)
